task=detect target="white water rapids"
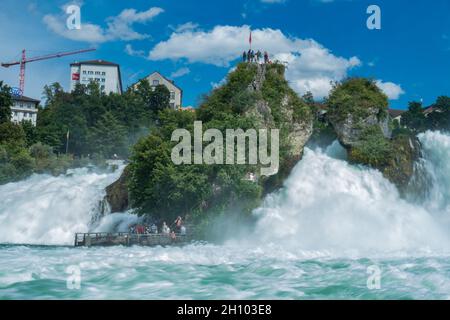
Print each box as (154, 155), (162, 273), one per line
(1, 131), (450, 299)
(0, 131), (449, 255)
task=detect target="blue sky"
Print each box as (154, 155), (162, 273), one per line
(0, 0), (449, 109)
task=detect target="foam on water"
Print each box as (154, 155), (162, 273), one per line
(251, 134), (450, 255)
(1, 132), (450, 257)
(0, 164), (126, 245)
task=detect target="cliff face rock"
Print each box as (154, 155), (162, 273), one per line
(105, 166), (129, 213)
(330, 107), (391, 149)
(382, 135), (421, 191)
(245, 63), (313, 164)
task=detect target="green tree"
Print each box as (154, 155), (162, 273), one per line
(401, 101), (426, 132)
(149, 85), (171, 113)
(0, 81), (12, 124)
(87, 112), (127, 158)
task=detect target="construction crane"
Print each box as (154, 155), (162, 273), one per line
(1, 48), (96, 96)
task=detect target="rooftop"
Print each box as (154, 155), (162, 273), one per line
(12, 95), (40, 104)
(70, 59), (120, 67)
(388, 109), (406, 118)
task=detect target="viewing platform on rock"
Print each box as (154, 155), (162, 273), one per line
(74, 232), (195, 247)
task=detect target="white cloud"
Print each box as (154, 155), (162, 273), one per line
(376, 80), (405, 100)
(171, 22), (199, 33)
(170, 67), (191, 78)
(125, 44), (146, 57)
(43, 4), (164, 43)
(260, 0), (286, 3)
(149, 25), (361, 99)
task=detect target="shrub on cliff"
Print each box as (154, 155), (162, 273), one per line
(348, 126), (395, 168)
(327, 78), (388, 123)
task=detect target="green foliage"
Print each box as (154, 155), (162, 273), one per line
(397, 96), (450, 133)
(0, 81), (12, 124)
(0, 78), (172, 185)
(327, 78), (388, 122)
(128, 62), (310, 233)
(401, 101), (426, 132)
(348, 126), (395, 168)
(36, 80), (171, 158)
(87, 112), (127, 158)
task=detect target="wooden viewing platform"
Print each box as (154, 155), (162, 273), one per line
(74, 232), (195, 247)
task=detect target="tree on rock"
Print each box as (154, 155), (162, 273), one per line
(0, 81), (12, 124)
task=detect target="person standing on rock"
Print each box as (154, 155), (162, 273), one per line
(264, 51), (269, 64)
(247, 49), (252, 63)
(243, 51), (247, 62)
(256, 50), (262, 63)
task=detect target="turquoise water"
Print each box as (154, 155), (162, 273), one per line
(1, 244), (449, 299)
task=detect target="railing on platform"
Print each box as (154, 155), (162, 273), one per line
(74, 231), (195, 247)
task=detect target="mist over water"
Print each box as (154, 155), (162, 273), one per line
(0, 164), (126, 245)
(1, 132), (450, 299)
(251, 135), (450, 255)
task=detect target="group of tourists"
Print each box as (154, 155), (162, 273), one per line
(129, 216), (187, 240)
(242, 49), (270, 64)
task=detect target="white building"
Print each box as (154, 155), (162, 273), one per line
(11, 95), (39, 126)
(134, 72), (183, 109)
(70, 60), (123, 94)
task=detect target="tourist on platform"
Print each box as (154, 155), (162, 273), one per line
(162, 222), (170, 235)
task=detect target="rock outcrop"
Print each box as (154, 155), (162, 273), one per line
(327, 78), (419, 191)
(243, 63), (313, 190)
(104, 62), (314, 215)
(105, 166), (129, 213)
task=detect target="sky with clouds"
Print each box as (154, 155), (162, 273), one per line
(0, 0), (449, 109)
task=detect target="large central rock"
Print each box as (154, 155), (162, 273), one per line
(105, 62), (314, 214)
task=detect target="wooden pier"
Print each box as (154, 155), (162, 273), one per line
(74, 232), (195, 247)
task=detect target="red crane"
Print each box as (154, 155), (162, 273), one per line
(1, 48), (96, 96)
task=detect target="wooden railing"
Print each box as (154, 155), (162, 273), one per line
(74, 231), (195, 247)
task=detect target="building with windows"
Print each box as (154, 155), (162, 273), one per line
(134, 71), (183, 109)
(70, 60), (123, 94)
(11, 95), (40, 126)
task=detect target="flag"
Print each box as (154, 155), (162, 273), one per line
(249, 31), (252, 46)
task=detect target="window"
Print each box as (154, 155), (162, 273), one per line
(95, 71), (101, 75)
(170, 103), (175, 109)
(101, 85), (105, 91)
(101, 78), (106, 82)
(82, 71), (86, 75)
(88, 71), (93, 75)
(170, 91), (175, 99)
(152, 80), (159, 86)
(102, 72), (106, 76)
(95, 78), (100, 82)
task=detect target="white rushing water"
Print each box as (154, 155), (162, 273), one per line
(1, 131), (450, 299)
(251, 135), (450, 255)
(0, 132), (450, 254)
(0, 163), (129, 245)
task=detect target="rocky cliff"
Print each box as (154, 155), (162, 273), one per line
(105, 62), (313, 214)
